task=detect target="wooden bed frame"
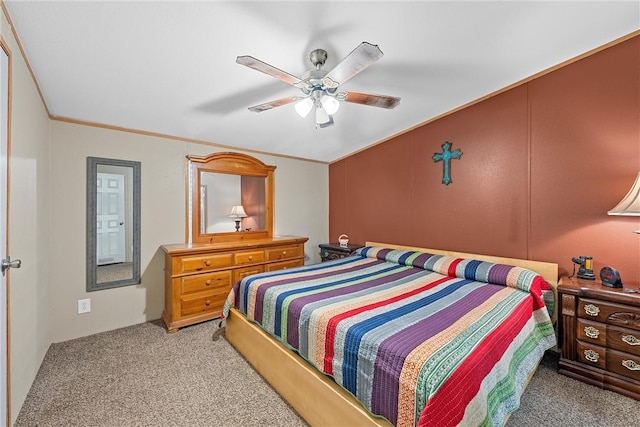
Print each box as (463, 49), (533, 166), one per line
(225, 242), (559, 426)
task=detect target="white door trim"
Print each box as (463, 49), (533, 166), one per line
(0, 36), (12, 426)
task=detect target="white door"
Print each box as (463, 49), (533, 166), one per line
(96, 173), (126, 265)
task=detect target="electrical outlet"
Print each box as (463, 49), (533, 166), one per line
(78, 298), (91, 314)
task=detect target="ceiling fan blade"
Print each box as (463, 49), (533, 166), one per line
(342, 91), (400, 109)
(236, 55), (309, 89)
(247, 96), (299, 112)
(323, 42), (384, 88)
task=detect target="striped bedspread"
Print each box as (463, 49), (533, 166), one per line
(223, 247), (556, 426)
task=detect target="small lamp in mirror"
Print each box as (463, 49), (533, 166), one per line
(608, 172), (640, 234)
(229, 205), (248, 232)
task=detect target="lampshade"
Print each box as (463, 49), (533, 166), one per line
(294, 97), (313, 118)
(320, 95), (340, 115)
(608, 172), (640, 234)
(608, 173), (640, 216)
(228, 205), (247, 218)
(315, 106), (331, 126)
(315, 107), (335, 129)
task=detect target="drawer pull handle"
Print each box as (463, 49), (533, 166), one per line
(622, 360), (640, 371)
(204, 261), (211, 267)
(584, 304), (600, 317)
(205, 300), (211, 306)
(584, 349), (600, 363)
(622, 335), (640, 346)
(282, 251), (287, 255)
(205, 280), (211, 286)
(248, 256), (253, 261)
(584, 326), (600, 339)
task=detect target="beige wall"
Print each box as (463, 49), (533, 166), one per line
(1, 12), (51, 425)
(2, 8), (327, 421)
(49, 121), (328, 344)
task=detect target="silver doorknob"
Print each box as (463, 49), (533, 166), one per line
(1, 256), (21, 276)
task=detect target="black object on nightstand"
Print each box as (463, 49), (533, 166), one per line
(319, 242), (363, 262)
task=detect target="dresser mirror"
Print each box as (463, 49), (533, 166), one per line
(86, 157), (141, 291)
(187, 152), (274, 244)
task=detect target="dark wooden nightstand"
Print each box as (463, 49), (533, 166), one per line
(557, 276), (640, 401)
(319, 242), (363, 262)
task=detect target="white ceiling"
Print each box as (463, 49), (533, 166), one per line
(4, 1), (639, 163)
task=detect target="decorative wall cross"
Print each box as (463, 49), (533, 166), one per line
(432, 141), (463, 185)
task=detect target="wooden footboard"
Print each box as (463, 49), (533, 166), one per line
(226, 307), (391, 427)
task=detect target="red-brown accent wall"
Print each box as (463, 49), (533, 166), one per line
(329, 36), (640, 283)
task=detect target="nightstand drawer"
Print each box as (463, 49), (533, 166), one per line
(608, 325), (640, 356)
(180, 271), (232, 295)
(576, 340), (606, 369)
(578, 299), (640, 330)
(234, 250), (265, 266)
(178, 253), (233, 274)
(265, 245), (302, 261)
(607, 348), (640, 381)
(577, 318), (606, 346)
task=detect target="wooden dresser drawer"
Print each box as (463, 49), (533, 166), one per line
(578, 299), (640, 331)
(267, 259), (303, 272)
(234, 265), (265, 283)
(265, 245), (302, 262)
(576, 340), (606, 369)
(234, 250), (265, 266)
(607, 348), (640, 381)
(180, 271), (232, 295)
(178, 253), (233, 274)
(608, 325), (640, 356)
(577, 318), (606, 346)
(180, 291), (227, 317)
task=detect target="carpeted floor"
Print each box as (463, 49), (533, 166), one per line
(14, 319), (638, 427)
(96, 262), (133, 283)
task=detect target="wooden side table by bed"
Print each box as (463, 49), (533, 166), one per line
(558, 276), (640, 401)
(318, 242), (363, 262)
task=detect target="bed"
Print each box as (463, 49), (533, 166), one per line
(222, 242), (558, 426)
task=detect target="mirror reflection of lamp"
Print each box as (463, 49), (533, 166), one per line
(228, 205), (248, 232)
(608, 172), (640, 234)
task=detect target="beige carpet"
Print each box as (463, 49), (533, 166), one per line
(96, 262), (133, 283)
(14, 319), (638, 427)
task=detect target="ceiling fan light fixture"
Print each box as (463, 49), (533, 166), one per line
(320, 95), (340, 115)
(237, 42), (400, 127)
(315, 106), (331, 126)
(294, 97), (314, 118)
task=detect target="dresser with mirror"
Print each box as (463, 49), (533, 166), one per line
(161, 152), (308, 332)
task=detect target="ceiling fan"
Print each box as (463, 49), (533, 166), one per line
(236, 42), (400, 128)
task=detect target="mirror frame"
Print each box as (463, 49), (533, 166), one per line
(187, 152), (275, 244)
(86, 157), (141, 291)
